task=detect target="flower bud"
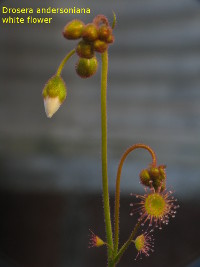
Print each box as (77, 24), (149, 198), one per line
(152, 178), (162, 192)
(76, 40), (94, 59)
(139, 164), (167, 191)
(98, 25), (112, 42)
(42, 75), (67, 118)
(140, 169), (151, 186)
(63, 19), (85, 40)
(93, 39), (108, 53)
(89, 230), (105, 248)
(82, 23), (98, 42)
(149, 167), (160, 178)
(75, 57), (98, 78)
(106, 34), (115, 44)
(149, 165), (167, 191)
(158, 165), (166, 181)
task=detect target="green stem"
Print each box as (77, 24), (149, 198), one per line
(114, 144), (157, 255)
(56, 49), (75, 76)
(114, 221), (141, 264)
(101, 51), (113, 264)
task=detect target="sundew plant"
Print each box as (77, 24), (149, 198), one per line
(42, 14), (179, 267)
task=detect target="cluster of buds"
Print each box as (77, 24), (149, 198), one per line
(63, 15), (114, 78)
(139, 164), (166, 192)
(42, 14), (114, 118)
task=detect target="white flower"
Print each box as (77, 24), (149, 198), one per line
(42, 75), (67, 118)
(44, 96), (62, 118)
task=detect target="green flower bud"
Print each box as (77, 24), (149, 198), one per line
(106, 34), (115, 44)
(63, 19), (85, 40)
(93, 39), (108, 53)
(145, 165), (167, 191)
(149, 167), (160, 178)
(76, 40), (94, 59)
(152, 179), (162, 192)
(158, 165), (166, 181)
(98, 25), (112, 42)
(82, 23), (98, 42)
(42, 75), (67, 118)
(139, 169), (151, 186)
(75, 57), (98, 79)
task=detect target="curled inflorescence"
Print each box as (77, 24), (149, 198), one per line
(63, 15), (115, 79)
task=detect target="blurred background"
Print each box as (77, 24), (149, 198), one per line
(1, 0), (200, 266)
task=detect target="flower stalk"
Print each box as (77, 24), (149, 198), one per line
(56, 49), (75, 76)
(101, 51), (114, 263)
(114, 144), (157, 255)
(114, 221), (141, 264)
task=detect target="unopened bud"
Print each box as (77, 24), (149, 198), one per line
(76, 40), (94, 59)
(42, 75), (67, 118)
(75, 57), (98, 78)
(93, 39), (108, 53)
(140, 169), (151, 186)
(149, 167), (160, 178)
(82, 23), (98, 42)
(152, 178), (162, 192)
(63, 19), (85, 40)
(98, 25), (112, 42)
(89, 230), (105, 248)
(158, 165), (166, 181)
(106, 34), (115, 44)
(149, 165), (167, 191)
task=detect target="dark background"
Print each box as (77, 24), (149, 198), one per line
(0, 0), (200, 266)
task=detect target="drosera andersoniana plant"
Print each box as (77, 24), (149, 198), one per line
(42, 13), (179, 267)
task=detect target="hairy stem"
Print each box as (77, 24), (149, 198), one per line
(56, 49), (75, 76)
(101, 51), (113, 264)
(114, 221), (141, 264)
(114, 144), (157, 254)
